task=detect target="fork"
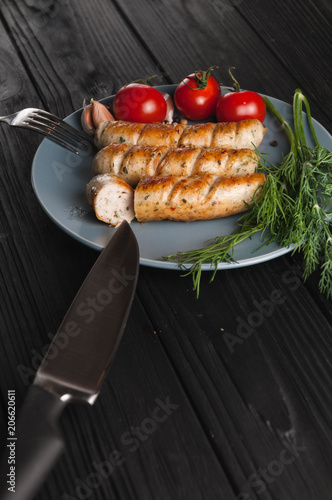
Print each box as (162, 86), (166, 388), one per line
(0, 108), (93, 154)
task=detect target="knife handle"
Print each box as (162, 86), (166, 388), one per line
(0, 385), (66, 500)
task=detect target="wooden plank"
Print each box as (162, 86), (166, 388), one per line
(232, 0), (332, 128)
(136, 259), (332, 498)
(0, 0), (170, 114)
(0, 0), (332, 498)
(111, 1), (304, 90)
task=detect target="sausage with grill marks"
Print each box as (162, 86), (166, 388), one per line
(134, 173), (266, 222)
(93, 143), (259, 187)
(94, 118), (266, 150)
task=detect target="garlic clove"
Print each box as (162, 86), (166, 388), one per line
(81, 99), (95, 135)
(160, 91), (174, 123)
(91, 99), (115, 128)
(81, 98), (116, 136)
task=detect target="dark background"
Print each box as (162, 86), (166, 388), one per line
(0, 0), (332, 499)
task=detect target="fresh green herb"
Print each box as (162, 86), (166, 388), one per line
(164, 89), (332, 298)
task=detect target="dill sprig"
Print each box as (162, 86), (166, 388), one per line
(164, 89), (332, 298)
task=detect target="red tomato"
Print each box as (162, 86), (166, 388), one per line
(216, 90), (266, 123)
(174, 68), (220, 120)
(113, 83), (167, 123)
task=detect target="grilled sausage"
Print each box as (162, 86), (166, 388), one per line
(94, 119), (266, 150)
(86, 174), (134, 226)
(93, 143), (259, 187)
(93, 143), (168, 187)
(134, 173), (266, 222)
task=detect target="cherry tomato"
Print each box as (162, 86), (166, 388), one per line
(215, 68), (266, 122)
(113, 83), (167, 123)
(174, 67), (220, 121)
(216, 90), (266, 122)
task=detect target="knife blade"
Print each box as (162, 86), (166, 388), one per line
(0, 220), (139, 500)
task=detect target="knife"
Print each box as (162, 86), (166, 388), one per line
(0, 220), (139, 500)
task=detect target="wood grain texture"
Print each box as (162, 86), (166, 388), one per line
(234, 0), (332, 129)
(0, 0), (169, 113)
(0, 0), (332, 499)
(136, 261), (332, 499)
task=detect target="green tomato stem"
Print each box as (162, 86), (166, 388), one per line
(185, 66), (219, 91)
(228, 67), (241, 92)
(132, 75), (163, 85)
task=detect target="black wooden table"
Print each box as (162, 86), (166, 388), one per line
(1, 1), (332, 499)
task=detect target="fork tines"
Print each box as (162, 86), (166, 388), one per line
(26, 110), (92, 154)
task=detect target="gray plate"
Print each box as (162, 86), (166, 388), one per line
(31, 86), (332, 270)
